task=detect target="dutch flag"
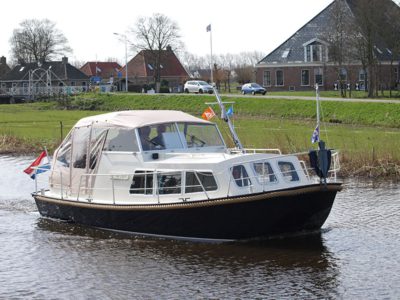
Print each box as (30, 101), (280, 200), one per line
(23, 151), (51, 179)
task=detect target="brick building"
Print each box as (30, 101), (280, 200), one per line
(256, 0), (400, 92)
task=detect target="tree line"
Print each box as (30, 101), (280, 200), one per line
(5, 0), (400, 97)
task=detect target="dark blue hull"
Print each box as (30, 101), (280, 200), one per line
(34, 183), (341, 241)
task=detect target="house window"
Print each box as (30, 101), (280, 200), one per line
(276, 70), (284, 86)
(313, 45), (321, 62)
(304, 43), (327, 62)
(359, 69), (366, 81)
(263, 71), (271, 86)
(315, 68), (324, 86)
(301, 70), (310, 86)
(340, 68), (347, 81)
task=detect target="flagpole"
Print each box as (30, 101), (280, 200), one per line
(209, 24), (213, 85)
(315, 83), (320, 129)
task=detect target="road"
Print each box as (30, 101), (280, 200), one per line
(222, 93), (400, 104)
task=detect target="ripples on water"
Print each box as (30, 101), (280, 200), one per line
(0, 156), (399, 299)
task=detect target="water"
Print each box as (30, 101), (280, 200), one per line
(1, 156), (399, 299)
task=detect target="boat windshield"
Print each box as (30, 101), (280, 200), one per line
(137, 122), (225, 151)
(177, 122), (225, 148)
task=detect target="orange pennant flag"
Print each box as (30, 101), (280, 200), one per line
(201, 106), (216, 120)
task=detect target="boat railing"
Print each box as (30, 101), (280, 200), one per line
(36, 150), (341, 203)
(71, 169), (215, 204)
(229, 148), (282, 155)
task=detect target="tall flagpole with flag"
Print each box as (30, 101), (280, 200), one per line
(311, 83), (320, 144)
(206, 24), (213, 85)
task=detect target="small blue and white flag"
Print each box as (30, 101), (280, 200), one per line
(311, 125), (320, 144)
(226, 106), (234, 117)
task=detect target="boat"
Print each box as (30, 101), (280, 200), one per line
(32, 87), (341, 242)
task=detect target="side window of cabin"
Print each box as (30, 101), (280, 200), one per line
(88, 128), (108, 170)
(56, 133), (72, 167)
(278, 161), (300, 182)
(105, 128), (139, 152)
(157, 172), (182, 194)
(253, 162), (277, 183)
(130, 171), (153, 194)
(231, 165), (251, 187)
(185, 172), (218, 193)
(72, 127), (91, 169)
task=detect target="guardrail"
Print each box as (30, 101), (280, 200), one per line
(34, 150), (341, 205)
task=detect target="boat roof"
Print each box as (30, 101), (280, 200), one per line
(74, 110), (211, 128)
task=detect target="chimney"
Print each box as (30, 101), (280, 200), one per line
(0, 56), (6, 65)
(62, 56), (68, 64)
(166, 45), (172, 51)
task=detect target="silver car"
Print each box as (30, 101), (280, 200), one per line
(184, 80), (214, 94)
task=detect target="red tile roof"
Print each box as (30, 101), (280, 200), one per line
(80, 62), (122, 78)
(120, 49), (189, 79)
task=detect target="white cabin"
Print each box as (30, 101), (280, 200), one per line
(47, 110), (336, 205)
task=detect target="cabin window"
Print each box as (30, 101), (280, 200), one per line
(177, 123), (224, 148)
(157, 172), (182, 194)
(185, 172), (218, 193)
(231, 165), (251, 187)
(130, 171), (153, 194)
(55, 133), (72, 167)
(278, 161), (299, 182)
(72, 127), (91, 169)
(105, 128), (139, 152)
(253, 162), (277, 184)
(87, 128), (107, 170)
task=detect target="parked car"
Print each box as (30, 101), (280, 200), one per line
(184, 80), (214, 94)
(241, 83), (267, 95)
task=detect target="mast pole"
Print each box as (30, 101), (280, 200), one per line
(213, 87), (244, 150)
(315, 83), (320, 128)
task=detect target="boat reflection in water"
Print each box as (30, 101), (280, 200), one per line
(36, 217), (339, 298)
(32, 89), (341, 241)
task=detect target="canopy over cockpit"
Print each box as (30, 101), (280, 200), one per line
(49, 110), (226, 196)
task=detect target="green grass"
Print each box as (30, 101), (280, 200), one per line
(67, 93), (400, 128)
(1, 93), (399, 178)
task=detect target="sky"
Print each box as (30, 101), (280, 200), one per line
(0, 0), (334, 64)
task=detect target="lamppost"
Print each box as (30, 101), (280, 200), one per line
(113, 32), (128, 92)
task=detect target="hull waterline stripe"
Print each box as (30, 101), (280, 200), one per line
(34, 183), (342, 211)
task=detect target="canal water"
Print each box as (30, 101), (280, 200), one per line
(0, 155), (399, 299)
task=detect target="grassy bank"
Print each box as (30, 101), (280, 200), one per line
(1, 93), (399, 179)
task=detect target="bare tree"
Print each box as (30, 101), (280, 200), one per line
(328, 0), (359, 97)
(129, 13), (183, 92)
(9, 19), (72, 64)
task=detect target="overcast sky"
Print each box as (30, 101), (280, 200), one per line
(0, 0), (334, 64)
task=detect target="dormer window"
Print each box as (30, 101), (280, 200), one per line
(303, 38), (329, 63)
(282, 48), (290, 58)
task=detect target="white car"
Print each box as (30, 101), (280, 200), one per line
(184, 80), (214, 94)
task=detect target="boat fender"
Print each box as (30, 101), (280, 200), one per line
(309, 140), (331, 182)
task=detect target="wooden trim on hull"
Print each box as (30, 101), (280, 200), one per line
(33, 183), (342, 211)
(33, 183), (342, 240)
